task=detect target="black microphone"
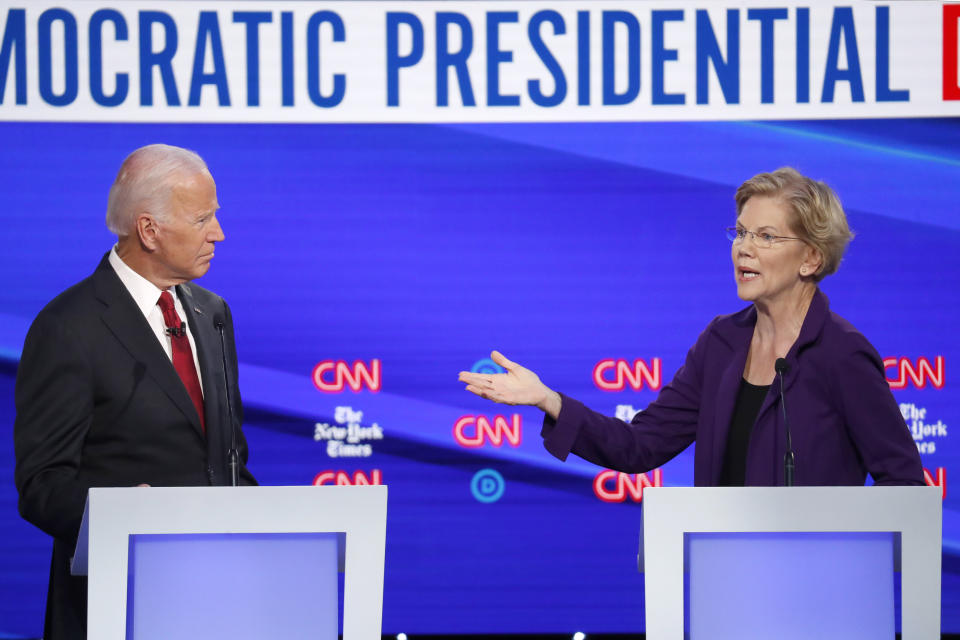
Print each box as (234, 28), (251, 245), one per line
(775, 358), (795, 487)
(214, 311), (240, 487)
(165, 322), (187, 338)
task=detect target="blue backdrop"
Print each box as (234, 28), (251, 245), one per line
(0, 118), (957, 636)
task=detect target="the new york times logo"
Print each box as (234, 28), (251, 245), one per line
(314, 406), (383, 458)
(901, 403), (948, 455)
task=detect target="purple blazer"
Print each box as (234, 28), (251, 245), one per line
(542, 289), (924, 486)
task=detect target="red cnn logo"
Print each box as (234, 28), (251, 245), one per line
(453, 415), (522, 448)
(312, 469), (383, 486)
(945, 4), (960, 100)
(883, 356), (945, 390)
(593, 469), (663, 503)
(312, 359), (381, 392)
(923, 467), (946, 500)
(593, 358), (662, 391)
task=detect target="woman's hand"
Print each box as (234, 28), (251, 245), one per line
(458, 350), (562, 419)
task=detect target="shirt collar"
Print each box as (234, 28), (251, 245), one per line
(108, 245), (171, 318)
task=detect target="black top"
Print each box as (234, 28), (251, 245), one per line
(719, 378), (771, 486)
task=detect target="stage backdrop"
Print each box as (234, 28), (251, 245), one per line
(0, 1), (958, 636)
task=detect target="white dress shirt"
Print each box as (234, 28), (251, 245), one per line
(108, 247), (204, 395)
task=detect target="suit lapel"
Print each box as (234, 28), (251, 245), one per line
(92, 256), (205, 436)
(178, 283), (224, 446)
(710, 339), (750, 485)
(705, 304), (755, 485)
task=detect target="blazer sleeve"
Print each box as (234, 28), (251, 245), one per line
(14, 311), (95, 543)
(540, 323), (709, 473)
(830, 333), (924, 486)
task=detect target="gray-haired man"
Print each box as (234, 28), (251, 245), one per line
(14, 144), (256, 639)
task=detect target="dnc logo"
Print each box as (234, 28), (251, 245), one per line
(470, 357), (506, 375)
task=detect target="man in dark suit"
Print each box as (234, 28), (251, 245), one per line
(13, 144), (256, 639)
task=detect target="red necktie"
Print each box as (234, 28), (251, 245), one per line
(157, 291), (205, 433)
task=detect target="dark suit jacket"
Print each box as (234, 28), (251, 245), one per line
(14, 253), (256, 639)
(542, 288), (924, 486)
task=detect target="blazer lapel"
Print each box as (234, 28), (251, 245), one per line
(177, 283), (224, 445)
(710, 343), (750, 485)
(92, 256), (205, 436)
(708, 306), (755, 485)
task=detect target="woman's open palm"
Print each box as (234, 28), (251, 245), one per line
(458, 350), (547, 407)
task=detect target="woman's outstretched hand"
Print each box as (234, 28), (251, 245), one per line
(458, 350), (562, 419)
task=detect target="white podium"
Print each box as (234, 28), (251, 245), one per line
(72, 485), (387, 640)
(641, 486), (942, 640)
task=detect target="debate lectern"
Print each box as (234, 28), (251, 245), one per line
(71, 485), (387, 640)
(640, 486), (941, 640)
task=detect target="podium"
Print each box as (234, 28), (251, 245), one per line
(640, 486), (941, 640)
(71, 485), (387, 640)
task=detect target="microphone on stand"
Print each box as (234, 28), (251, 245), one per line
(213, 312), (240, 487)
(775, 358), (795, 487)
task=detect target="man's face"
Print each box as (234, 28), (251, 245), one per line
(152, 171), (224, 285)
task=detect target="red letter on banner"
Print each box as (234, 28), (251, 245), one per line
(945, 5), (960, 100)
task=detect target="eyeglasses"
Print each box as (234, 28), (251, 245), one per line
(726, 227), (804, 249)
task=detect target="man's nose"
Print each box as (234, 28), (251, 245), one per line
(209, 214), (225, 242)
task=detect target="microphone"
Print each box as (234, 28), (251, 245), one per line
(214, 311), (240, 487)
(775, 358), (795, 487)
(165, 323), (187, 338)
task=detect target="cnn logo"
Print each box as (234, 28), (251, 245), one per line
(312, 359), (381, 392)
(593, 469), (663, 502)
(593, 358), (662, 391)
(453, 415), (522, 448)
(312, 469), (382, 486)
(884, 356), (944, 390)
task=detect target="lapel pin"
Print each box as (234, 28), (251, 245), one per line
(194, 307), (203, 314)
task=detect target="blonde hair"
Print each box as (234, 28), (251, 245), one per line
(735, 167), (853, 281)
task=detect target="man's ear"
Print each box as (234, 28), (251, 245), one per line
(135, 213), (159, 251)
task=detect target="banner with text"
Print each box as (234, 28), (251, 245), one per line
(1, 1), (958, 122)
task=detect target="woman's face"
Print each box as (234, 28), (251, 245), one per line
(732, 196), (819, 306)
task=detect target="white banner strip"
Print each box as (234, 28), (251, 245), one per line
(0, 1), (957, 122)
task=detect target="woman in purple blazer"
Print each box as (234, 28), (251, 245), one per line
(459, 168), (923, 487)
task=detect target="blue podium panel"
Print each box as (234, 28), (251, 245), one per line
(126, 532), (340, 640)
(686, 532), (895, 640)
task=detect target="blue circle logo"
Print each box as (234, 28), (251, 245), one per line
(470, 358), (506, 375)
(470, 468), (505, 504)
